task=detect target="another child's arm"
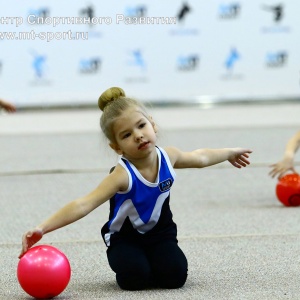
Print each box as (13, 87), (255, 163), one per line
(19, 166), (128, 258)
(165, 147), (252, 169)
(0, 99), (16, 112)
(269, 131), (300, 179)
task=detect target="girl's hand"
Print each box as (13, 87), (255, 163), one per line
(228, 148), (252, 168)
(19, 228), (43, 258)
(269, 158), (296, 179)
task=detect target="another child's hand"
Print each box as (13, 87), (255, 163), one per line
(269, 158), (296, 179)
(228, 148), (252, 168)
(0, 99), (16, 113)
(19, 228), (43, 258)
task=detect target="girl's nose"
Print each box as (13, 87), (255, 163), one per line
(135, 131), (143, 141)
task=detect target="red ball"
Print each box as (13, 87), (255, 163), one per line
(276, 173), (300, 206)
(17, 245), (71, 299)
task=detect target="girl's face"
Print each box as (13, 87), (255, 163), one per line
(110, 107), (157, 160)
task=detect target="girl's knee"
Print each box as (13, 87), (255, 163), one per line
(153, 257), (188, 289)
(156, 268), (188, 289)
(116, 269), (152, 290)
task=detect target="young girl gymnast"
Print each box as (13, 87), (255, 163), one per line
(19, 87), (252, 290)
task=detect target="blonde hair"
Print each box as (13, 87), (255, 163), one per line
(98, 87), (149, 142)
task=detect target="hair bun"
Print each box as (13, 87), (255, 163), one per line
(98, 87), (126, 111)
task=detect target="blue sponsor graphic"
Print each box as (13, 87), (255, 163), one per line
(177, 54), (199, 71)
(170, 2), (199, 36)
(79, 5), (102, 38)
(220, 47), (243, 80)
(80, 5), (94, 27)
(262, 4), (283, 22)
(177, 2), (191, 22)
(261, 4), (290, 33)
(124, 49), (148, 83)
(265, 51), (287, 67)
(159, 178), (173, 192)
(218, 3), (241, 19)
(80, 5), (94, 19)
(127, 50), (146, 71)
(30, 51), (47, 78)
(28, 7), (50, 23)
(225, 48), (240, 70)
(125, 5), (147, 17)
(79, 58), (101, 73)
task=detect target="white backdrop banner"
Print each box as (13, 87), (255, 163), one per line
(0, 0), (299, 107)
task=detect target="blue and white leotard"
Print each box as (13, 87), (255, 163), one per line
(101, 146), (178, 247)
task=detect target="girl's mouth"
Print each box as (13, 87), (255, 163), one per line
(138, 142), (149, 150)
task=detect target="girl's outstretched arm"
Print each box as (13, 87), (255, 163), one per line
(165, 146), (252, 169)
(19, 166), (128, 258)
(269, 131), (300, 179)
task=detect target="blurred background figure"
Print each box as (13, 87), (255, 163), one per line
(0, 99), (16, 113)
(269, 131), (300, 179)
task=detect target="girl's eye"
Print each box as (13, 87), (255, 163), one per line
(123, 133), (131, 139)
(139, 123), (146, 128)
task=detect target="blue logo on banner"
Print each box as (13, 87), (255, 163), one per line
(80, 5), (95, 27)
(177, 54), (199, 71)
(262, 4), (283, 22)
(225, 48), (240, 70)
(124, 50), (148, 83)
(221, 47), (243, 80)
(127, 50), (146, 71)
(30, 51), (47, 78)
(79, 58), (101, 73)
(261, 4), (290, 33)
(177, 3), (191, 22)
(28, 7), (50, 24)
(159, 178), (173, 192)
(78, 5), (102, 38)
(169, 2), (199, 36)
(265, 51), (287, 67)
(218, 3), (241, 19)
(29, 51), (52, 85)
(125, 5), (147, 17)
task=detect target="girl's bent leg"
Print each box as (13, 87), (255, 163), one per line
(107, 242), (152, 290)
(149, 240), (188, 289)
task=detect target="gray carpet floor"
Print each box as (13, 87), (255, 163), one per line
(1, 102), (300, 299)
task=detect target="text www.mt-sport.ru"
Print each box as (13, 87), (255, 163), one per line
(0, 30), (88, 42)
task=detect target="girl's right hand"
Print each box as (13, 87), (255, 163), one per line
(19, 228), (43, 258)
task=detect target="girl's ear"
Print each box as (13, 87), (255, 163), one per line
(109, 143), (123, 155)
(149, 116), (158, 133)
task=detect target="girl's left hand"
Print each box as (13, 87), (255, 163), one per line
(228, 148), (252, 168)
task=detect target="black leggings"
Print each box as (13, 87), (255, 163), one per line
(107, 239), (188, 290)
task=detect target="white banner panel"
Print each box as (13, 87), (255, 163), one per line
(0, 1), (299, 107)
